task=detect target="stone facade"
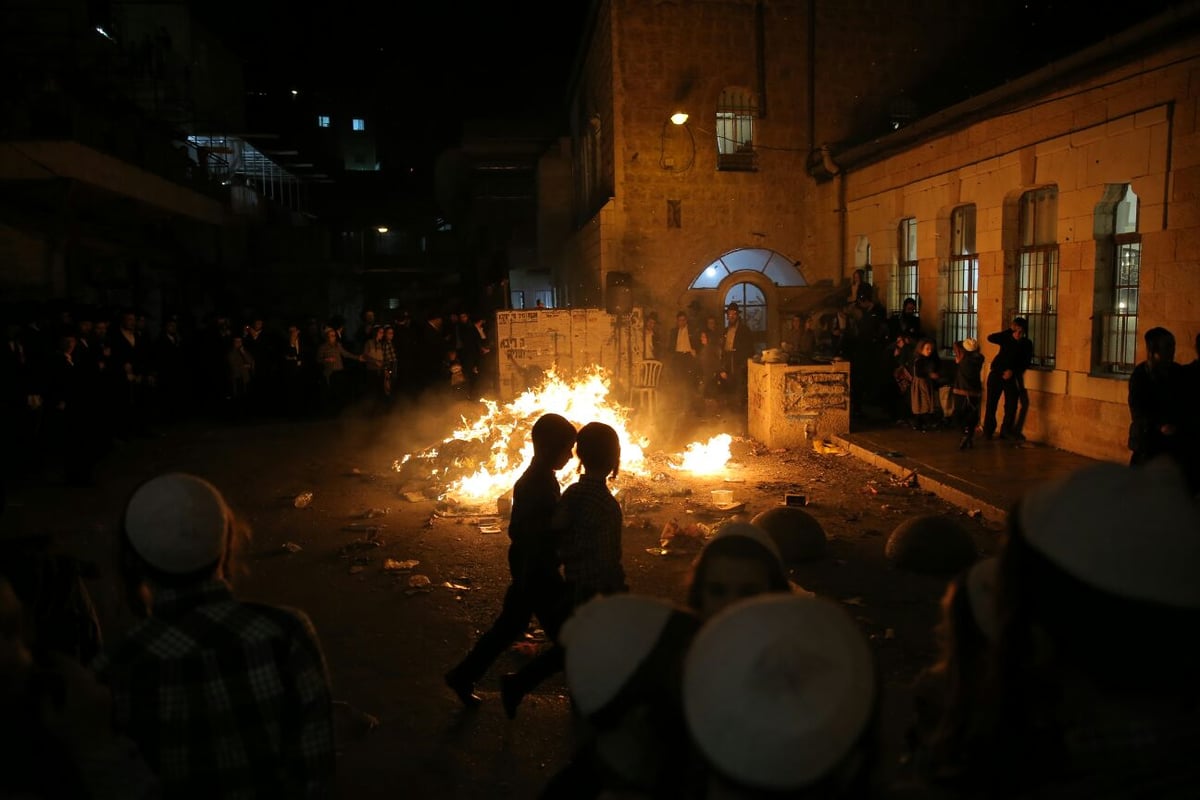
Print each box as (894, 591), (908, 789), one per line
(558, 0), (1200, 463)
(840, 35), (1200, 462)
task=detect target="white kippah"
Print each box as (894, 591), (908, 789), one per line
(561, 594), (678, 717)
(683, 594), (876, 791)
(125, 473), (230, 574)
(1018, 457), (1200, 608)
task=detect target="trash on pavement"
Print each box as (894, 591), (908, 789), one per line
(293, 492), (313, 509)
(812, 439), (848, 456)
(361, 507), (390, 518)
(281, 541), (303, 553)
(404, 574), (433, 596)
(384, 558), (419, 571)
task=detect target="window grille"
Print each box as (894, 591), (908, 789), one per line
(942, 206), (978, 347)
(716, 88), (757, 172)
(352, 118), (365, 131)
(317, 115), (330, 128)
(890, 218), (919, 314)
(1016, 188), (1059, 368)
(1100, 234), (1140, 373)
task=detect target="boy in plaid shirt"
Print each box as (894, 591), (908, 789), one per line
(93, 473), (336, 798)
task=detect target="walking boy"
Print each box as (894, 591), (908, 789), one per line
(499, 421), (628, 718)
(444, 413), (578, 708)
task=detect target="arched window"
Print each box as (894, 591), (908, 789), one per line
(1093, 184), (1140, 375)
(943, 205), (978, 346)
(1015, 186), (1060, 368)
(689, 248), (806, 289)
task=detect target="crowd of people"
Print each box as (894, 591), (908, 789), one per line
(1, 301), (500, 487)
(2, 333), (1199, 797)
(436, 412), (1200, 799)
(638, 302), (756, 423)
(3, 289), (1200, 798)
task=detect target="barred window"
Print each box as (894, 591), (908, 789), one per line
(890, 217), (919, 315)
(1095, 185), (1140, 375)
(716, 88), (757, 172)
(1015, 188), (1059, 368)
(943, 206), (978, 347)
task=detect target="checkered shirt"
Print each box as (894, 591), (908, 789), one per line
(92, 579), (336, 799)
(555, 472), (627, 602)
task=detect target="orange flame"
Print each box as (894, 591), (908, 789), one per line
(393, 366), (731, 507)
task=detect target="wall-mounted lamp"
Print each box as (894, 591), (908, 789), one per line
(670, 112), (689, 125)
(376, 226), (389, 234)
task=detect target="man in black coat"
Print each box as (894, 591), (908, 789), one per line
(982, 317), (1034, 440)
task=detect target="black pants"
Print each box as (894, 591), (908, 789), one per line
(953, 392), (981, 436)
(983, 372), (1026, 436)
(450, 572), (567, 684)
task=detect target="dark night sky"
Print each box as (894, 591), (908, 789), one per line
(186, 1), (1180, 173)
(193, 1), (592, 150)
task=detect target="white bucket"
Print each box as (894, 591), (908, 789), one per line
(711, 489), (734, 506)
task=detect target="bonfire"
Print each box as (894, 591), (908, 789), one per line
(393, 366), (732, 510)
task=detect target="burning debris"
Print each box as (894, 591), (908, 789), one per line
(392, 367), (734, 510)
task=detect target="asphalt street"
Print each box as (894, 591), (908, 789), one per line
(2, 399), (1005, 798)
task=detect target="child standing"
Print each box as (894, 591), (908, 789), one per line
(952, 339), (985, 449)
(444, 413), (578, 708)
(499, 421), (628, 718)
(909, 337), (941, 431)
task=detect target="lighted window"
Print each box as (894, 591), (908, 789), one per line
(1015, 187), (1059, 368)
(891, 218), (919, 314)
(317, 115), (330, 128)
(689, 248), (806, 289)
(716, 88), (757, 172)
(943, 206), (978, 347)
(1094, 185), (1140, 375)
(724, 282), (768, 349)
(352, 118), (365, 131)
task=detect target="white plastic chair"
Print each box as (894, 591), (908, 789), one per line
(631, 359), (664, 417)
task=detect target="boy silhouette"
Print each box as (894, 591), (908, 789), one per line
(444, 413), (578, 707)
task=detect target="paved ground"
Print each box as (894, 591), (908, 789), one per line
(1, 395), (1109, 798)
(835, 420), (1107, 524)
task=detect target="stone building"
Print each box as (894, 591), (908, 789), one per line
(554, 0), (1198, 462)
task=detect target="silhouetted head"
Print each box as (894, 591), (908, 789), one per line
(576, 422), (621, 479)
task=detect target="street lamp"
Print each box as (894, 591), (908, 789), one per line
(670, 111), (689, 125)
